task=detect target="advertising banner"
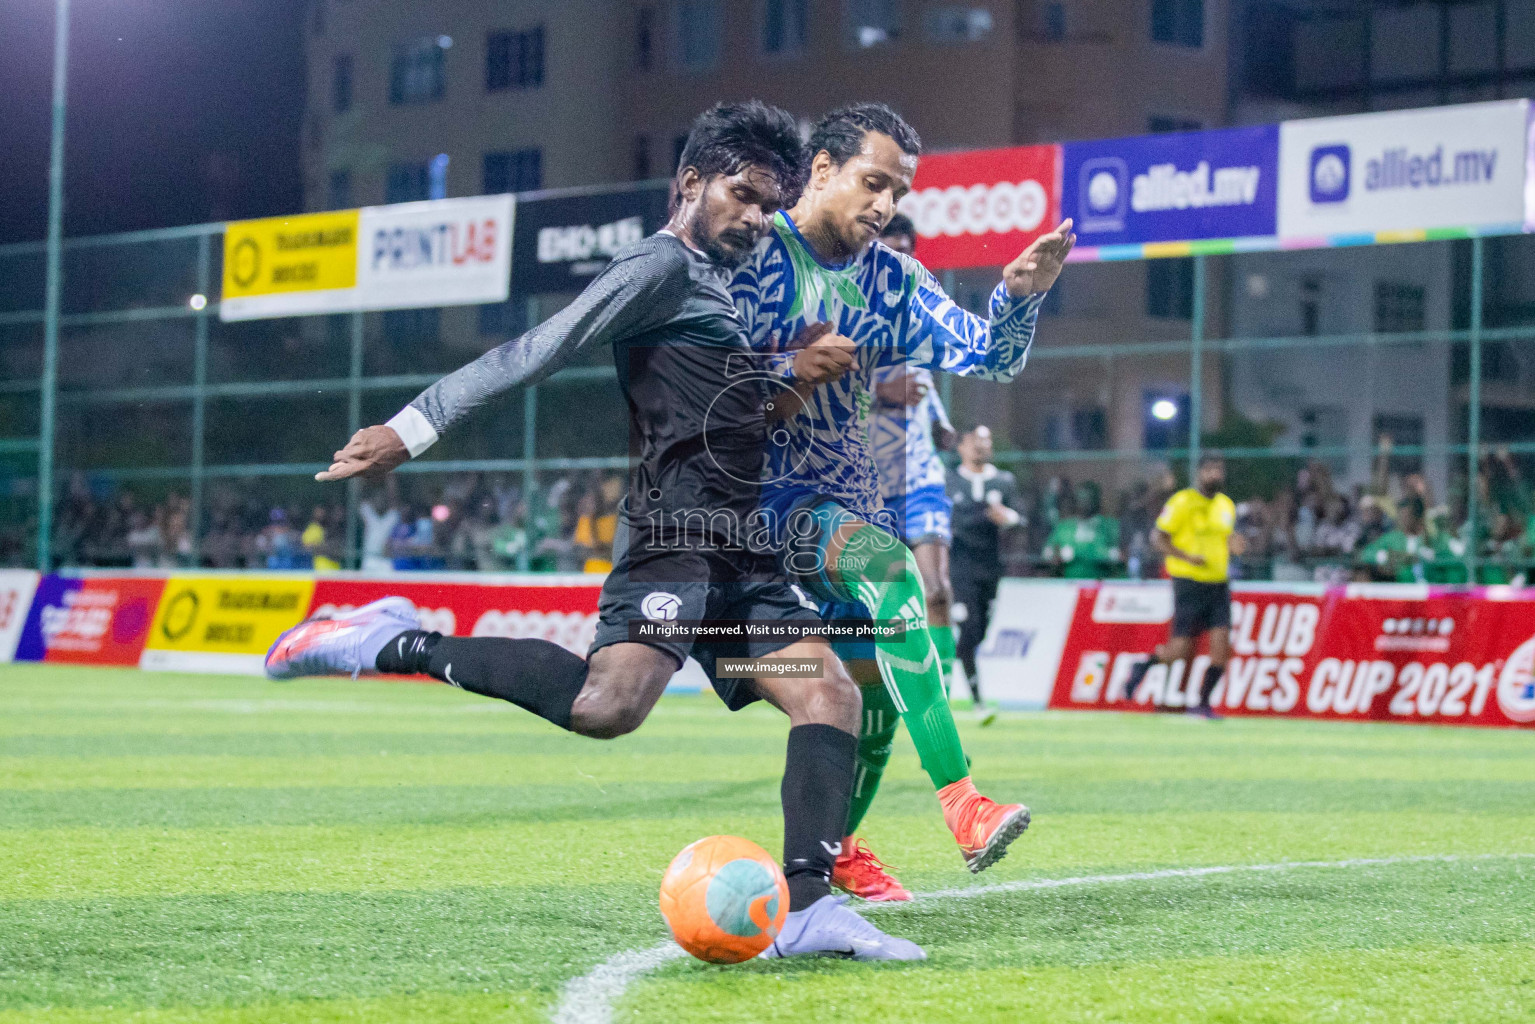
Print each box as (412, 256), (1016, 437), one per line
(140, 576), (315, 675)
(1061, 124), (1278, 249)
(1046, 583), (1535, 728)
(308, 577), (601, 655)
(0, 570), (40, 663)
(973, 579), (1080, 709)
(896, 145), (1060, 270)
(1277, 100), (1529, 241)
(221, 195), (515, 321)
(15, 575), (164, 665)
(510, 185), (670, 295)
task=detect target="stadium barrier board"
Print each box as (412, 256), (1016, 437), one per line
(2, 572), (1531, 728)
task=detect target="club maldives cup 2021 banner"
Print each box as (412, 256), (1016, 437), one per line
(897, 145), (1060, 270)
(1049, 583), (1535, 727)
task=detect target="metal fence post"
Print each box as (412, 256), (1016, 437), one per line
(1188, 255), (1207, 478)
(38, 0), (71, 572)
(188, 231), (211, 565)
(519, 384), (536, 571)
(1466, 236), (1484, 582)
(346, 311), (364, 568)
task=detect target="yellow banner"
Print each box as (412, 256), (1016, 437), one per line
(222, 210), (359, 301)
(144, 576), (314, 657)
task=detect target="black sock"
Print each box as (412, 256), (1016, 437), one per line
(781, 723), (857, 912)
(385, 635), (589, 731)
(1198, 663), (1226, 708)
(963, 658), (982, 702)
(375, 630), (441, 674)
(1124, 657), (1155, 700)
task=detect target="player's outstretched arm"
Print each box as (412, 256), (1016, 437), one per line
(894, 220), (1074, 384)
(316, 243), (687, 482)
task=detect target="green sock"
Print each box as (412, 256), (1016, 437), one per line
(845, 679), (899, 836)
(931, 625), (957, 695)
(834, 521), (970, 790)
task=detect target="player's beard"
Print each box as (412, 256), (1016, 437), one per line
(687, 193), (757, 268)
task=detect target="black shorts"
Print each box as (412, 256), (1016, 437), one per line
(1171, 578), (1232, 638)
(589, 547), (824, 711)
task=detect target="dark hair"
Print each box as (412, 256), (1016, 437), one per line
(881, 212), (916, 238)
(675, 101), (807, 204)
(809, 102), (922, 167)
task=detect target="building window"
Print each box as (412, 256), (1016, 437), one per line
(332, 55), (353, 113)
(763, 0), (809, 55)
(1147, 257), (1194, 319)
(383, 307), (440, 351)
(327, 169), (352, 210)
(1044, 2), (1066, 41)
(386, 162), (430, 203)
(390, 38), (447, 105)
(1374, 281), (1426, 335)
(677, 0), (722, 71)
(924, 6), (993, 43)
(632, 136), (652, 180)
(1151, 0), (1203, 48)
(636, 7), (656, 69)
(845, 0), (900, 48)
(1148, 115), (1201, 134)
(483, 149), (542, 194)
(479, 298), (527, 337)
(487, 26), (544, 91)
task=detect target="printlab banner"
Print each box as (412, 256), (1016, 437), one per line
(1277, 100), (1529, 239)
(220, 195), (515, 321)
(1047, 583), (1535, 728)
(1060, 124), (1279, 248)
(896, 145), (1060, 271)
(510, 185), (671, 295)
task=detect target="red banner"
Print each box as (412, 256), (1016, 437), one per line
(308, 578), (602, 656)
(898, 145), (1061, 270)
(1049, 583), (1535, 728)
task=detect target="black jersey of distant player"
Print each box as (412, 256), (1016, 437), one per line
(947, 465), (1021, 570)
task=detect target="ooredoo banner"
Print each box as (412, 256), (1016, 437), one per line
(1047, 582), (1535, 728)
(1277, 100), (1529, 240)
(1061, 124), (1278, 248)
(307, 576), (602, 655)
(897, 145), (1060, 270)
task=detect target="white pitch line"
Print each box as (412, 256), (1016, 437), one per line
(549, 851), (1532, 1024)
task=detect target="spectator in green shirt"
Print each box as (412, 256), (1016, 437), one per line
(1044, 482), (1122, 579)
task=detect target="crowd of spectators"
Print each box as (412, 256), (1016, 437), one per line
(17, 441), (1535, 586)
(1031, 441), (1535, 585)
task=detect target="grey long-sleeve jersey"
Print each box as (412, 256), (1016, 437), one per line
(386, 232), (779, 556)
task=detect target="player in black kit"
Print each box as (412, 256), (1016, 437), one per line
(947, 426), (1026, 720)
(264, 102), (923, 961)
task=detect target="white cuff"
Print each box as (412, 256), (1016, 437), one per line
(386, 405), (439, 458)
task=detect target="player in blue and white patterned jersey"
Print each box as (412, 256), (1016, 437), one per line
(867, 214), (965, 711)
(729, 104), (1074, 896)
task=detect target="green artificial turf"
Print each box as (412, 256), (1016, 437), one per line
(1, 664), (1531, 1023)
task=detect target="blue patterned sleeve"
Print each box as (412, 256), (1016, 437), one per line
(730, 239), (796, 378)
(893, 257), (1046, 382)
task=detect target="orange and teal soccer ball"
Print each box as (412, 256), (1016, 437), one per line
(659, 835), (789, 964)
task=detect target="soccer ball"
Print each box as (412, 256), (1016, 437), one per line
(659, 835), (788, 964)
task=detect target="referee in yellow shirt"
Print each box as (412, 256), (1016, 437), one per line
(1124, 455), (1246, 719)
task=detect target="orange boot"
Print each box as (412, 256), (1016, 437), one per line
(938, 778), (1030, 873)
(831, 837), (912, 901)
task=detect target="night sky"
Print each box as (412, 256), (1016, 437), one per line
(0, 0), (306, 245)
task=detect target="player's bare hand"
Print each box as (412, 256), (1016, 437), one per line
(1004, 218), (1075, 297)
(790, 321), (858, 385)
(875, 371), (929, 408)
(935, 423), (958, 451)
(316, 425), (409, 482)
(985, 503), (1014, 527)
(1178, 551), (1208, 568)
(1229, 533), (1249, 556)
